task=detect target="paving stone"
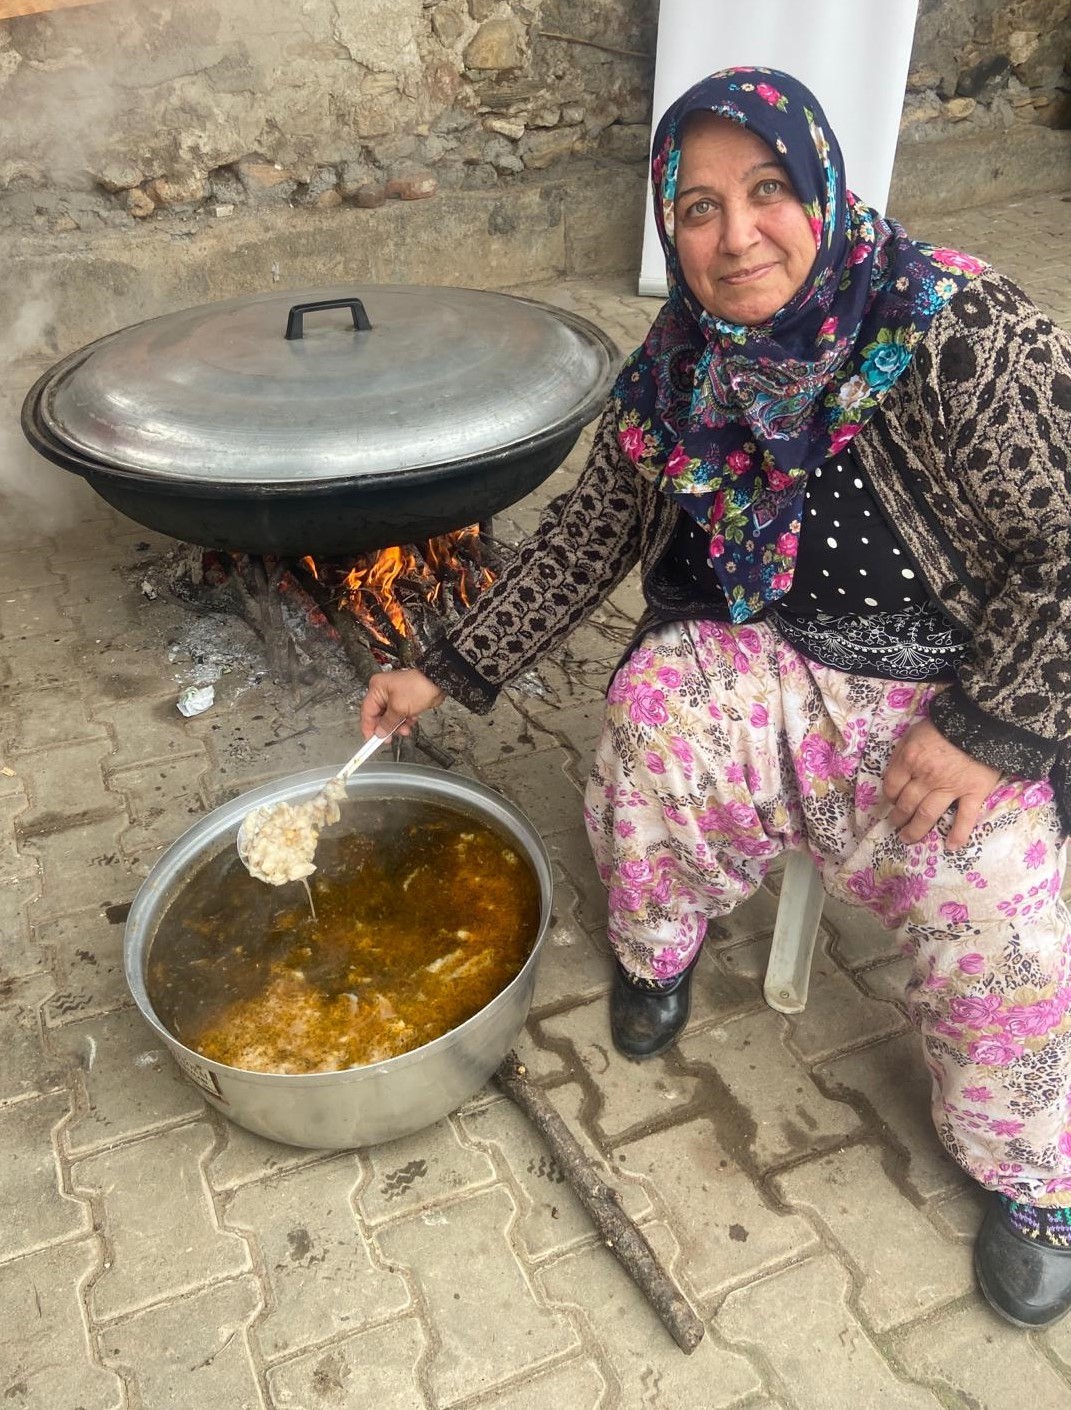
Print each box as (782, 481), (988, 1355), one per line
(0, 973), (63, 1102)
(781, 948), (907, 1062)
(17, 739), (121, 834)
(61, 574), (158, 635)
(0, 584), (71, 637)
(452, 1357), (609, 1410)
(200, 705), (364, 782)
(687, 948), (765, 1031)
(51, 1005), (206, 1155)
(76, 635), (182, 707)
(227, 1158), (410, 1361)
(89, 696), (209, 770)
(720, 927), (907, 1063)
(110, 755), (209, 861)
(375, 1185), (578, 1405)
(819, 1032), (967, 1200)
(618, 1116), (818, 1301)
(478, 749), (586, 838)
(538, 1220), (762, 1408)
(773, 1144), (973, 1330)
(856, 956), (913, 1008)
(454, 693), (554, 768)
(0, 1237), (121, 1410)
(540, 997), (705, 1141)
(39, 906), (133, 1027)
(926, 1184), (986, 1243)
(679, 1011), (862, 1169)
(0, 548), (66, 594)
(717, 1254), (942, 1409)
(22, 814), (141, 921)
(0, 874), (43, 977)
(73, 1122), (251, 1320)
(0, 686), (110, 756)
(207, 1123), (338, 1192)
(100, 1275), (264, 1409)
(265, 1319), (427, 1409)
(0, 1090), (90, 1260)
(891, 1299), (1071, 1406)
(0, 633), (81, 694)
(358, 1114), (497, 1226)
(544, 827), (609, 935)
(459, 1084), (652, 1260)
(822, 891), (903, 969)
(531, 872), (614, 1012)
(705, 881), (782, 950)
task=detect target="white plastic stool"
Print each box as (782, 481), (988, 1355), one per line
(763, 851), (825, 1014)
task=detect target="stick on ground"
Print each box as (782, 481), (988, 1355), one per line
(493, 1051), (706, 1354)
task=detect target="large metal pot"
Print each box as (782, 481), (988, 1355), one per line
(124, 762), (553, 1149)
(22, 284), (619, 556)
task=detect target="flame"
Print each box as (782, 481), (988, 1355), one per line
(306, 526), (495, 644)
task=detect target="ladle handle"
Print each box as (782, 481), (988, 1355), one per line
(285, 297), (372, 341)
(335, 718), (405, 783)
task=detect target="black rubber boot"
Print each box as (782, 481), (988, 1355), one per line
(975, 1198), (1071, 1327)
(610, 951), (700, 1061)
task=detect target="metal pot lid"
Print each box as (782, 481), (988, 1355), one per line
(35, 284), (620, 485)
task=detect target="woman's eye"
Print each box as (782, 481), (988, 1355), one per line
(688, 198), (714, 217)
(758, 179), (784, 197)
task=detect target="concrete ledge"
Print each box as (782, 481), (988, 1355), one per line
(4, 162), (647, 355)
(889, 125), (1071, 220)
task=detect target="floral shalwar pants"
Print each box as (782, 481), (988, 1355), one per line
(583, 619), (1071, 1205)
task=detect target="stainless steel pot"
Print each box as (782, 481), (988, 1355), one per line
(124, 762), (553, 1149)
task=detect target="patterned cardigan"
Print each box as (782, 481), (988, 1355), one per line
(421, 274), (1071, 821)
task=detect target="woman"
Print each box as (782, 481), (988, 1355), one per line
(360, 68), (1071, 1327)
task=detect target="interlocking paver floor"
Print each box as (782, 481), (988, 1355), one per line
(2, 191), (1070, 1408)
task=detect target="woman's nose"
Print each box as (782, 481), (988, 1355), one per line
(719, 201), (761, 256)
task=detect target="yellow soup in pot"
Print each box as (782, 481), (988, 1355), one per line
(146, 797), (541, 1074)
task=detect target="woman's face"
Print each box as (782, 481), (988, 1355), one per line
(673, 112), (817, 325)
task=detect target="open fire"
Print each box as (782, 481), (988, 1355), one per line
(299, 525), (495, 650)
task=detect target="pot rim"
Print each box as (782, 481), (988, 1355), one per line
(124, 762), (553, 1085)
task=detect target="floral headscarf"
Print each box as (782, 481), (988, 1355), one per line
(614, 67), (987, 623)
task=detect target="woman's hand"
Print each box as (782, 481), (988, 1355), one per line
(360, 669), (445, 740)
(882, 718), (1002, 849)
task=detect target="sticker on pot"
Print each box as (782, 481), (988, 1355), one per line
(171, 1050), (228, 1104)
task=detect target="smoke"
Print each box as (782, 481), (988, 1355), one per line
(0, 291), (101, 535)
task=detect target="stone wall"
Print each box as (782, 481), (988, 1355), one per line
(0, 0), (656, 231)
(0, 0), (1068, 351)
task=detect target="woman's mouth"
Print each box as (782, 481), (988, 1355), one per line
(721, 263), (776, 286)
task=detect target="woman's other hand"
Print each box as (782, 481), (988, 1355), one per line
(360, 669), (445, 740)
(882, 718), (1002, 849)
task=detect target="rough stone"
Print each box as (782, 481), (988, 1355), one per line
(432, 4), (466, 46)
(385, 170), (438, 200)
(265, 1322), (428, 1409)
(352, 183), (389, 208)
(124, 188), (155, 219)
(464, 15), (527, 72)
(484, 116), (525, 140)
(942, 96), (977, 121)
(520, 125), (583, 170)
(146, 173), (206, 207)
(357, 1114), (497, 1226)
(95, 162), (145, 193)
(0, 1092), (89, 1261)
(235, 158), (298, 203)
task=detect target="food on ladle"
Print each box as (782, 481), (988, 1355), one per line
(239, 777), (348, 886)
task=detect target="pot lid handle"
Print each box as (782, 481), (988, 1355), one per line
(284, 296), (373, 341)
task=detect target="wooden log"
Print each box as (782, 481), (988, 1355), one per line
(494, 1051), (706, 1354)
